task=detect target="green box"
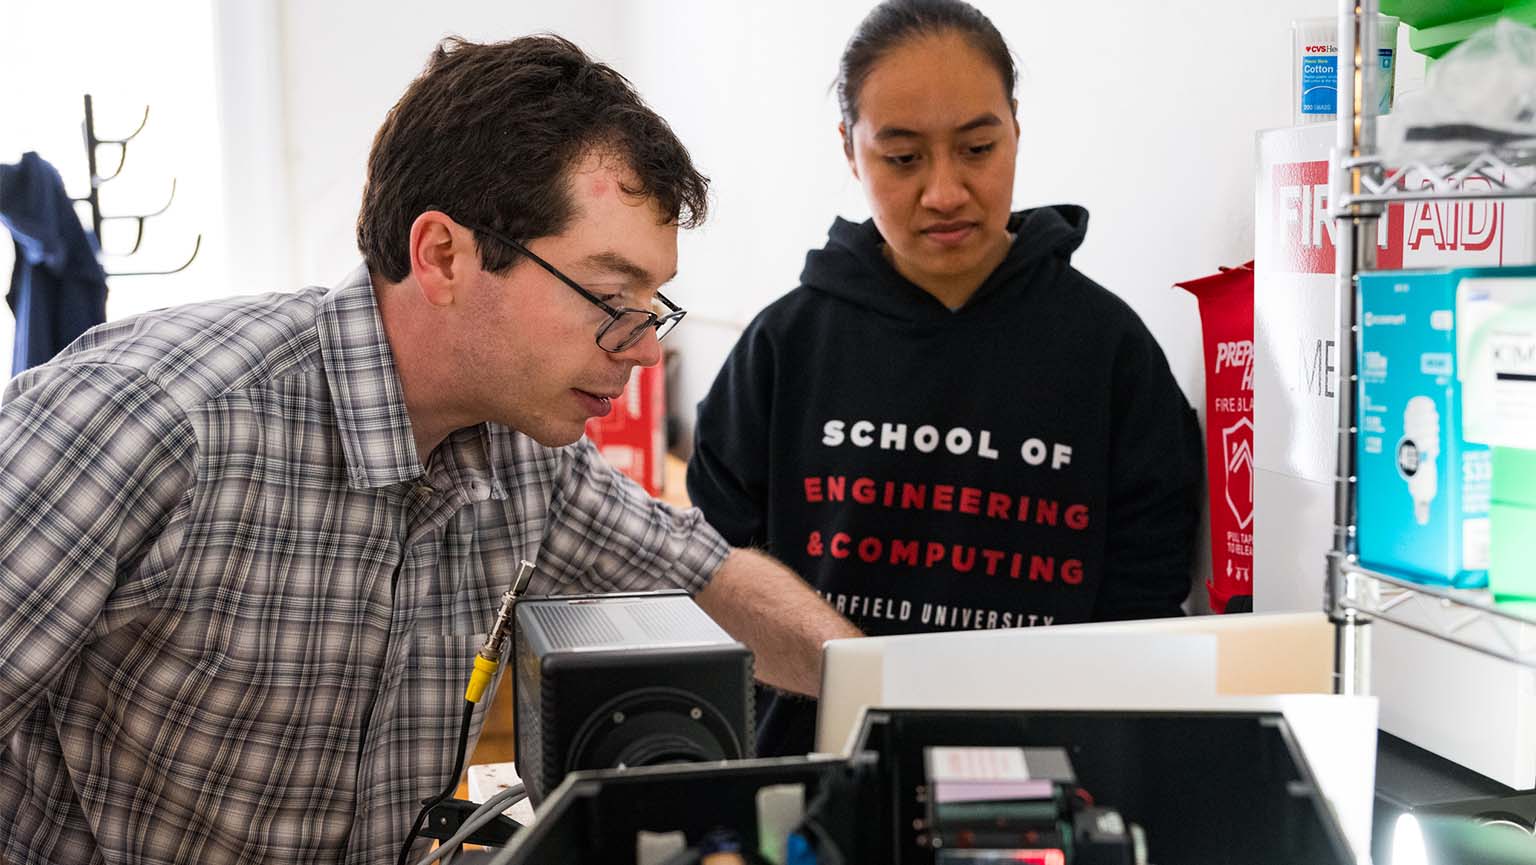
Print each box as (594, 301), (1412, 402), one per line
(1405, 0), (1536, 59)
(1493, 598), (1536, 622)
(1492, 502), (1536, 598)
(1383, 0), (1513, 29)
(1494, 446), (1536, 508)
(1491, 447), (1536, 598)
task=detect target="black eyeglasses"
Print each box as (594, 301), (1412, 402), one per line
(459, 221), (686, 353)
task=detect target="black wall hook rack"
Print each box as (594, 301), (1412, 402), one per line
(72, 93), (202, 277)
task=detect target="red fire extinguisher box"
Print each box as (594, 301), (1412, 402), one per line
(585, 363), (666, 497)
(1177, 263), (1254, 613)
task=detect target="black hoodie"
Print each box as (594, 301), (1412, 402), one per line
(688, 207), (1203, 757)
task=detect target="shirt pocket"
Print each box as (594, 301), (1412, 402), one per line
(400, 630), (504, 776)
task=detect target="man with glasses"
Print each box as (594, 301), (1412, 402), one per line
(459, 221), (689, 353)
(0, 36), (860, 865)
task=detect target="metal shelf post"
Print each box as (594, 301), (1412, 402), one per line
(1328, 0), (1384, 698)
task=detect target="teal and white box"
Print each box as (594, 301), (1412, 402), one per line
(1358, 268), (1492, 588)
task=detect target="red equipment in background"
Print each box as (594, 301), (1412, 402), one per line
(585, 363), (666, 496)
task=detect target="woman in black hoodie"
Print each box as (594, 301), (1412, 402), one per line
(687, 0), (1204, 757)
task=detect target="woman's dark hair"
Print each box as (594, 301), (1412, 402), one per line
(358, 35), (709, 283)
(836, 0), (1016, 135)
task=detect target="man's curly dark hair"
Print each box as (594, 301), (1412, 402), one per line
(358, 35), (710, 282)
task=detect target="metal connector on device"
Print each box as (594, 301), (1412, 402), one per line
(465, 559), (536, 704)
(481, 559), (536, 663)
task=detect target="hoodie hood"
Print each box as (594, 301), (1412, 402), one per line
(798, 205), (1089, 322)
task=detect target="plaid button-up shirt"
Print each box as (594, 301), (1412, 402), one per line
(0, 266), (730, 865)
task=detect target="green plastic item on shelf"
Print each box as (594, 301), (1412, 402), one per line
(1493, 445), (1536, 508)
(1490, 507), (1536, 598)
(1406, 0), (1536, 58)
(1491, 447), (1536, 599)
(1382, 0), (1510, 30)
(1494, 598), (1536, 623)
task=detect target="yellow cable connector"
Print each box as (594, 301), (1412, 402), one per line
(461, 559), (536, 705)
(465, 654), (500, 703)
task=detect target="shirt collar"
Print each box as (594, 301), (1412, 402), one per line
(315, 265), (429, 490)
(317, 265), (509, 497)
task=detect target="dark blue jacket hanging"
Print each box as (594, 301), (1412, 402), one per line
(0, 152), (108, 375)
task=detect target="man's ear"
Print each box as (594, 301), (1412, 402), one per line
(839, 122), (858, 180)
(409, 211), (471, 307)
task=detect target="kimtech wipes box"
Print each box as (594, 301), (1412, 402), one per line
(1358, 269), (1492, 587)
(1458, 272), (1536, 598)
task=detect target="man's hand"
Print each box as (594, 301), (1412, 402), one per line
(693, 548), (862, 696)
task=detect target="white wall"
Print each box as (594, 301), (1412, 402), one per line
(275, 0), (627, 289)
(640, 0), (1421, 448)
(263, 0), (1400, 444)
(253, 0), (1431, 447)
(0, 0), (225, 369)
(6, 0), (1426, 496)
(618, 1), (879, 447)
